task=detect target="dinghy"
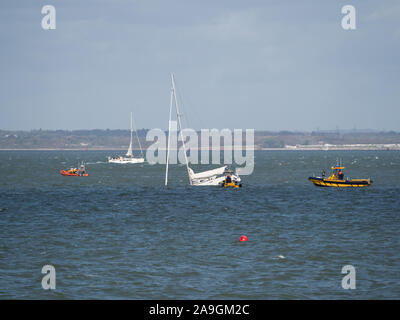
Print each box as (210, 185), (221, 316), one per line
(60, 163), (88, 176)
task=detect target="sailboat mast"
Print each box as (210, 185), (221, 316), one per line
(165, 89), (173, 186)
(126, 112), (134, 157)
(132, 111), (144, 157)
(130, 112), (133, 144)
(171, 73), (192, 185)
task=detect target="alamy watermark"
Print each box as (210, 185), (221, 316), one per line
(41, 265), (56, 290)
(341, 5), (356, 30)
(146, 122), (255, 175)
(41, 4), (356, 32)
(341, 265), (356, 289)
(41, 5), (56, 30)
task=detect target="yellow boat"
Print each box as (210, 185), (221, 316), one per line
(221, 181), (241, 188)
(308, 163), (372, 188)
(220, 170), (242, 188)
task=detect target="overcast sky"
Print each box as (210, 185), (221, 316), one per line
(0, 0), (399, 131)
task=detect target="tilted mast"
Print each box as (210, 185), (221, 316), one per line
(165, 73), (192, 185)
(165, 88), (173, 186)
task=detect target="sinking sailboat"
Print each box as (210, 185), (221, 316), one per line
(165, 73), (241, 186)
(108, 112), (145, 164)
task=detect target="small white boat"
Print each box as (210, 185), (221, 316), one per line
(108, 156), (144, 164)
(108, 112), (145, 164)
(165, 73), (241, 186)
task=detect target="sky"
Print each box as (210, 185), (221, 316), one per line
(0, 0), (399, 131)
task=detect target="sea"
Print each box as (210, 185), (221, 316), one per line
(0, 150), (399, 299)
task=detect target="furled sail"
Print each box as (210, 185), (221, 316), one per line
(126, 140), (133, 156)
(126, 112), (134, 157)
(188, 166), (227, 180)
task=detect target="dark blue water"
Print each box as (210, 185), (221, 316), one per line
(0, 150), (399, 299)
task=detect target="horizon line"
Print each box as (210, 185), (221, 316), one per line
(1, 128), (399, 133)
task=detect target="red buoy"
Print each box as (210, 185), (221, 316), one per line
(239, 235), (248, 242)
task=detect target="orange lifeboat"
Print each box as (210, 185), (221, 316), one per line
(60, 164), (88, 176)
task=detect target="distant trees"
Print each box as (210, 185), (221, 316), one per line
(0, 129), (399, 149)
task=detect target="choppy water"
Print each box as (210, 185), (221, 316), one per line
(0, 150), (399, 299)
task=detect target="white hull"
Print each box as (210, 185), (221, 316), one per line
(108, 157), (145, 164)
(108, 112), (144, 164)
(191, 174), (241, 186)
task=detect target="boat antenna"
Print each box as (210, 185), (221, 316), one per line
(131, 112), (133, 151)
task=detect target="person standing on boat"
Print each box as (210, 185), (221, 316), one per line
(322, 170), (326, 178)
(338, 170), (344, 180)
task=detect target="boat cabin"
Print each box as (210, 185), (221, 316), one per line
(329, 166), (345, 180)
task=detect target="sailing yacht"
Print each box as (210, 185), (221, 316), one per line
(108, 112), (145, 164)
(165, 73), (241, 186)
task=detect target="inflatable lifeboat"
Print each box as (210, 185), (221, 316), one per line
(60, 163), (88, 176)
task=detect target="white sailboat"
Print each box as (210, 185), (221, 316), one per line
(165, 73), (241, 186)
(108, 112), (145, 164)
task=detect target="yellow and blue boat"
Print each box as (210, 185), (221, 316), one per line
(220, 169), (242, 188)
(309, 162), (372, 188)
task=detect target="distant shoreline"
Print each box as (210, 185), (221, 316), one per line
(2, 130), (400, 151)
(1, 147), (399, 151)
(0, 148), (128, 151)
